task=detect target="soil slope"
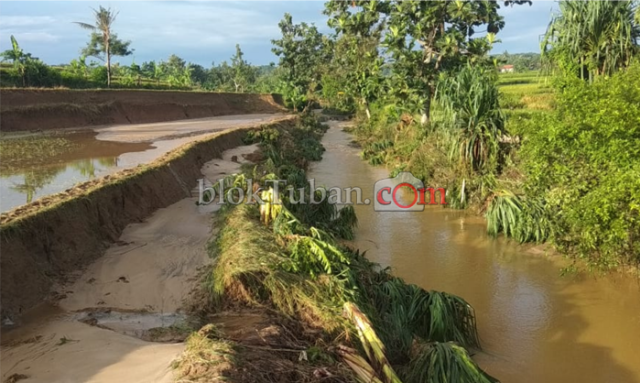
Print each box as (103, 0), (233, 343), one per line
(0, 145), (258, 383)
(0, 89), (285, 132)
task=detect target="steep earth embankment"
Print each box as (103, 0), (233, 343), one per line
(0, 116), (296, 322)
(0, 89), (285, 132)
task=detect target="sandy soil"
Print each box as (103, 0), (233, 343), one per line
(0, 144), (260, 383)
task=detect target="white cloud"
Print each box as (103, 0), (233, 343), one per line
(0, 16), (56, 27)
(10, 32), (60, 43)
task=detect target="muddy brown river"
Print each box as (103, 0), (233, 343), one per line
(309, 122), (640, 383)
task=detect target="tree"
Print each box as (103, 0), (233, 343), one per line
(1, 35), (61, 87)
(494, 51), (541, 72)
(230, 44), (257, 92)
(141, 60), (164, 85)
(66, 55), (90, 79)
(542, 0), (640, 81)
(188, 63), (208, 86)
(383, 0), (511, 124)
(324, 1), (388, 117)
(208, 61), (234, 91)
(160, 54), (192, 87)
(327, 0), (531, 122)
(1, 35), (33, 86)
(75, 6), (132, 87)
(272, 13), (326, 110)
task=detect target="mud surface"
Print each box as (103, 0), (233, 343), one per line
(0, 144), (259, 383)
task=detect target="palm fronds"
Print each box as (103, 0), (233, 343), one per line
(337, 346), (386, 383)
(405, 342), (498, 383)
(367, 278), (480, 349)
(205, 117), (493, 382)
(542, 0), (640, 79)
(344, 302), (403, 383)
(485, 190), (552, 243)
(285, 227), (351, 277)
(437, 65), (505, 172)
(423, 291), (480, 347)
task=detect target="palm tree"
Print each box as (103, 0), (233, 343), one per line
(75, 7), (116, 86)
(542, 1), (640, 80)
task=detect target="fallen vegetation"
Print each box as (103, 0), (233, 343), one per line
(177, 114), (496, 383)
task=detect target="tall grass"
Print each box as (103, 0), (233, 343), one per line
(437, 65), (505, 172)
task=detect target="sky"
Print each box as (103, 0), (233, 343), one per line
(0, 1), (558, 67)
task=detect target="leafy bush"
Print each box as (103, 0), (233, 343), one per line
(90, 66), (108, 86)
(521, 62), (640, 267)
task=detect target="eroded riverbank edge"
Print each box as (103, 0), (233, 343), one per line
(0, 115), (297, 323)
(0, 89), (286, 132)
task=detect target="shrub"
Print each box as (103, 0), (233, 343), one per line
(520, 62), (640, 267)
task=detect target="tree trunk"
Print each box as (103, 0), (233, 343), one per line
(106, 39), (111, 88)
(422, 93), (432, 126)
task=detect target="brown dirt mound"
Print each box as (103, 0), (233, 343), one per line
(174, 311), (354, 383)
(0, 89), (286, 132)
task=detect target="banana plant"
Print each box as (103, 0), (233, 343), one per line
(1, 35), (32, 86)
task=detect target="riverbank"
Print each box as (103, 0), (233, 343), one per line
(0, 89), (286, 132)
(0, 142), (263, 383)
(0, 116), (296, 323)
(173, 117), (495, 383)
(309, 122), (640, 383)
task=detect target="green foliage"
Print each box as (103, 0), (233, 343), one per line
(75, 6), (133, 87)
(229, 44), (257, 92)
(382, 0), (516, 120)
(437, 65), (505, 171)
(542, 0), (640, 80)
(405, 342), (498, 383)
(493, 51), (542, 71)
(520, 62), (640, 267)
(272, 13), (327, 110)
(0, 35), (62, 87)
(284, 227), (352, 277)
(485, 190), (552, 243)
(322, 1), (387, 116)
(208, 118), (492, 382)
(90, 65), (108, 85)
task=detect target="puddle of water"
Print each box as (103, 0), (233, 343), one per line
(0, 132), (152, 212)
(72, 310), (187, 340)
(309, 123), (640, 383)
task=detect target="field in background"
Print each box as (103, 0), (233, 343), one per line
(0, 64), (191, 91)
(498, 71), (554, 131)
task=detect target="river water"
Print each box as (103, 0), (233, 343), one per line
(309, 122), (640, 383)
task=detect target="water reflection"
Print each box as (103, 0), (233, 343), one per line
(309, 123), (640, 383)
(0, 132), (151, 212)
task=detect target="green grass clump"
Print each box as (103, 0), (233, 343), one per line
(0, 136), (76, 169)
